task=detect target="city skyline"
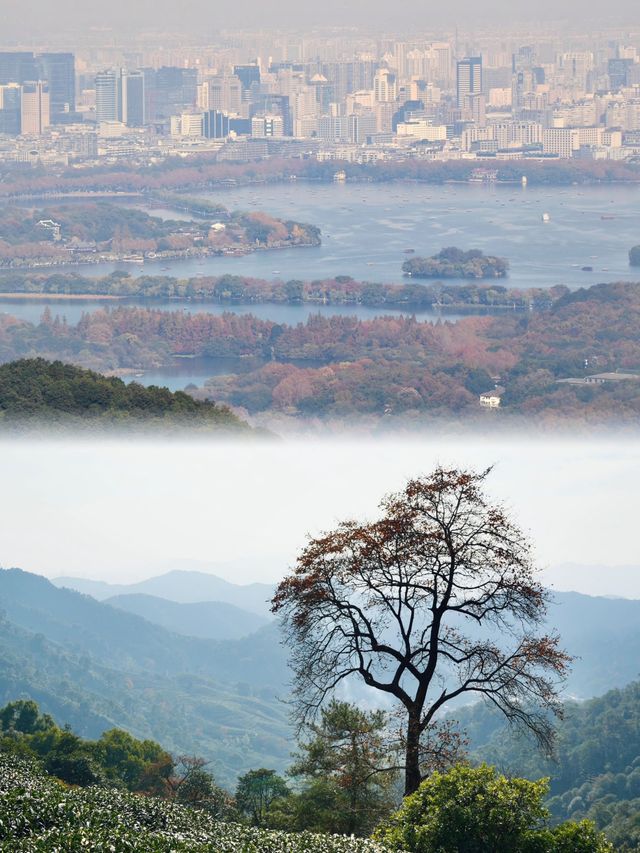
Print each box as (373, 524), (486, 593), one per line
(2, 25), (640, 165)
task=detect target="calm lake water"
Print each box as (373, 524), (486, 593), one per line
(124, 356), (269, 392)
(0, 297), (466, 326)
(20, 182), (640, 288)
(125, 355), (336, 392)
(4, 181), (639, 391)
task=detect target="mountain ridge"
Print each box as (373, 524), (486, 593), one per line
(105, 593), (270, 640)
(53, 568), (276, 617)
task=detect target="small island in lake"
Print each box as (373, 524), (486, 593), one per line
(402, 247), (509, 279)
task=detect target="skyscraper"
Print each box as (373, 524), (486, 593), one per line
(0, 52), (38, 85)
(374, 68), (397, 103)
(121, 70), (145, 126)
(234, 64), (260, 94)
(95, 70), (119, 123)
(148, 67), (197, 122)
(37, 53), (75, 121)
(0, 83), (21, 134)
(202, 109), (230, 139)
(95, 69), (145, 127)
(456, 57), (482, 107)
(21, 81), (50, 134)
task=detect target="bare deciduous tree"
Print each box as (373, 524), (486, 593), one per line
(272, 467), (570, 796)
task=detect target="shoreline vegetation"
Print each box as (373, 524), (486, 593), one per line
(0, 270), (567, 312)
(0, 201), (321, 269)
(0, 281), (639, 424)
(1, 157), (640, 202)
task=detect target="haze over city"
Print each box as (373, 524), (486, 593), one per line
(2, 2), (640, 37)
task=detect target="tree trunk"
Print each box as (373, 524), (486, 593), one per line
(404, 712), (422, 796)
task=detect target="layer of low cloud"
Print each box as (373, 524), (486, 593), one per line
(0, 435), (637, 593)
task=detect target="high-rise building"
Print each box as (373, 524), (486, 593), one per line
(202, 109), (230, 138)
(95, 70), (119, 123)
(234, 64), (260, 94)
(170, 112), (203, 137)
(456, 57), (482, 107)
(37, 53), (75, 121)
(251, 114), (284, 137)
(608, 58), (632, 90)
(0, 83), (21, 134)
(374, 68), (397, 103)
(0, 52), (38, 85)
(204, 75), (242, 115)
(121, 70), (145, 126)
(96, 69), (145, 127)
(149, 67), (197, 121)
(21, 81), (50, 134)
(251, 93), (291, 134)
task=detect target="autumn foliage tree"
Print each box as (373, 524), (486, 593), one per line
(272, 467), (570, 796)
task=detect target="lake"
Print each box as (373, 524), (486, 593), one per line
(0, 297), (467, 326)
(123, 356), (268, 392)
(4, 181), (638, 392)
(19, 181), (640, 288)
(124, 355), (331, 392)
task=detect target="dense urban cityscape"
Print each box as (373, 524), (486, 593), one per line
(1, 28), (640, 168)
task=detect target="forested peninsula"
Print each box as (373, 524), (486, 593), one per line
(0, 359), (250, 432)
(0, 202), (320, 268)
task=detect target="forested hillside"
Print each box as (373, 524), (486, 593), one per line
(106, 594), (269, 640)
(0, 201), (320, 264)
(1, 281), (640, 423)
(0, 569), (289, 786)
(0, 358), (249, 431)
(3, 566), (640, 845)
(457, 681), (640, 849)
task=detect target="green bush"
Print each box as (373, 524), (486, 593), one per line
(374, 764), (613, 853)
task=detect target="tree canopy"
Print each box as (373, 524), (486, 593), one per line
(273, 467), (569, 795)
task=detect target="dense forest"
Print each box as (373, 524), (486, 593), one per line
(0, 201), (320, 265)
(2, 672), (637, 848)
(0, 280), (637, 424)
(402, 247), (509, 279)
(0, 359), (249, 431)
(456, 681), (640, 850)
(0, 269), (564, 309)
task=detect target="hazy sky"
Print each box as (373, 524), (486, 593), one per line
(0, 435), (638, 591)
(1, 0), (638, 39)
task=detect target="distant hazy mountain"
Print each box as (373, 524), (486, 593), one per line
(53, 569), (276, 617)
(0, 568), (290, 785)
(546, 590), (640, 697)
(47, 569), (640, 698)
(5, 566), (640, 787)
(544, 563), (640, 599)
(0, 568), (285, 687)
(105, 593), (269, 640)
